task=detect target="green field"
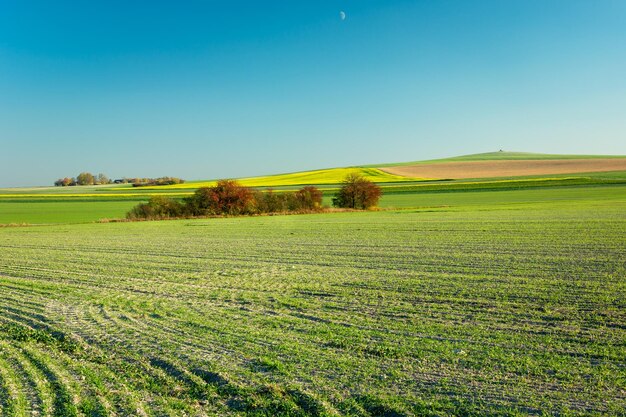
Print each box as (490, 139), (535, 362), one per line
(2, 179), (626, 225)
(1, 154), (625, 415)
(0, 194), (625, 416)
(1, 152), (625, 227)
(0, 200), (140, 225)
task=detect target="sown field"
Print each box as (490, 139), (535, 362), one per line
(381, 158), (626, 180)
(0, 194), (625, 416)
(0, 154), (625, 415)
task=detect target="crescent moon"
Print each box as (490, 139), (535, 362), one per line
(340, 11), (346, 21)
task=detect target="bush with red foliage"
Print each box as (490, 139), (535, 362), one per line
(187, 180), (256, 216)
(128, 181), (326, 220)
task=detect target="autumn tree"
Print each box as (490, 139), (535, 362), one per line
(54, 177), (75, 186)
(76, 172), (95, 185)
(332, 173), (382, 209)
(187, 180), (256, 216)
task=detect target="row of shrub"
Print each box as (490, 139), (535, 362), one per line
(127, 182), (324, 220)
(130, 177), (185, 187)
(127, 174), (382, 220)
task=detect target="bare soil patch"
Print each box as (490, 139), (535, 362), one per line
(381, 158), (626, 179)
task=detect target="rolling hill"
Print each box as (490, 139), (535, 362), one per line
(136, 167), (426, 190)
(368, 151), (626, 166)
(374, 151), (626, 180)
(140, 151), (626, 189)
(1, 151), (625, 198)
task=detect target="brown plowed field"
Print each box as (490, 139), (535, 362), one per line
(381, 158), (626, 179)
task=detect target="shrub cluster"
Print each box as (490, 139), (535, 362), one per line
(126, 196), (185, 220)
(126, 181), (324, 220)
(130, 177), (185, 187)
(126, 174), (382, 221)
(186, 180), (257, 216)
(255, 186), (324, 214)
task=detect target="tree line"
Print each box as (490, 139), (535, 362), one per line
(55, 173), (111, 186)
(130, 177), (185, 187)
(54, 172), (184, 186)
(127, 173), (382, 220)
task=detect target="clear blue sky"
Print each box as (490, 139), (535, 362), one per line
(1, 0), (626, 186)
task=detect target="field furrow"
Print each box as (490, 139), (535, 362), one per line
(0, 205), (625, 415)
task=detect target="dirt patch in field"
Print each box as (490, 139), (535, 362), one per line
(381, 159), (626, 179)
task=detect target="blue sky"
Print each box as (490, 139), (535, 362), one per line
(1, 0), (626, 186)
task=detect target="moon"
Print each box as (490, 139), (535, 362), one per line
(340, 11), (346, 21)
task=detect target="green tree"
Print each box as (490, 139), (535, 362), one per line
(332, 173), (382, 209)
(76, 172), (95, 186)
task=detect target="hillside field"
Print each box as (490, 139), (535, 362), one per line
(381, 158), (626, 179)
(367, 151), (626, 166)
(145, 167), (423, 190)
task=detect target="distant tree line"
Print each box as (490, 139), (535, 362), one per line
(54, 173), (111, 186)
(54, 173), (184, 187)
(130, 177), (185, 187)
(127, 174), (382, 220)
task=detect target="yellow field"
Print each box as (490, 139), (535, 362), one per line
(0, 168), (421, 198)
(143, 167), (423, 190)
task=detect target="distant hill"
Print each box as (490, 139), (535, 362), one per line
(366, 151), (626, 167)
(152, 151), (626, 187)
(374, 152), (626, 180)
(4, 151), (625, 192)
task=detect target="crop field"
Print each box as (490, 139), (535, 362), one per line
(368, 151), (626, 167)
(142, 168), (423, 190)
(0, 193), (625, 416)
(0, 201), (141, 225)
(2, 178), (626, 225)
(381, 158), (626, 180)
(2, 153), (625, 226)
(0, 154), (625, 415)
(381, 184), (626, 210)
